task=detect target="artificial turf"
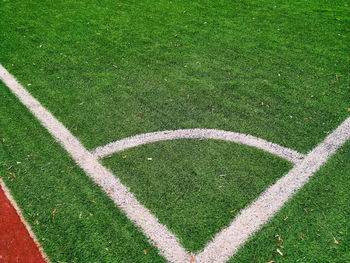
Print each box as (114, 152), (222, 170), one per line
(1, 0), (349, 262)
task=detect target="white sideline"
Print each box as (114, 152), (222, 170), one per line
(92, 129), (305, 164)
(0, 178), (51, 263)
(1, 64), (349, 263)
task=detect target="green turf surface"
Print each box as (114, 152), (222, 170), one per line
(1, 0), (349, 262)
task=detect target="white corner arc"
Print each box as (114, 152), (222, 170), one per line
(91, 129), (305, 164)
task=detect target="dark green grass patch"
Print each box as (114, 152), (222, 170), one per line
(103, 139), (291, 252)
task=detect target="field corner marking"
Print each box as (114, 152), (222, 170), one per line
(91, 129), (305, 165)
(2, 62), (350, 263)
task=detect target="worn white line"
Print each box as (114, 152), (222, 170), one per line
(0, 178), (51, 263)
(196, 117), (350, 263)
(0, 64), (191, 263)
(91, 129), (305, 164)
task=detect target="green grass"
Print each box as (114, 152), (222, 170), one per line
(1, 0), (349, 262)
(1, 82), (166, 262)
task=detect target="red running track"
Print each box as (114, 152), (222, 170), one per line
(0, 183), (47, 263)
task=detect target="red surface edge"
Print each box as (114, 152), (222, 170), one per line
(0, 183), (47, 263)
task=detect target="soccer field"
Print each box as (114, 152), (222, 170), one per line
(1, 1), (349, 262)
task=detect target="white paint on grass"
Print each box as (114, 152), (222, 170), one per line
(1, 63), (350, 263)
(0, 178), (51, 263)
(92, 129), (305, 164)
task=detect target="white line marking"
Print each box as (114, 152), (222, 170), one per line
(1, 64), (349, 263)
(0, 178), (51, 263)
(92, 129), (305, 164)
